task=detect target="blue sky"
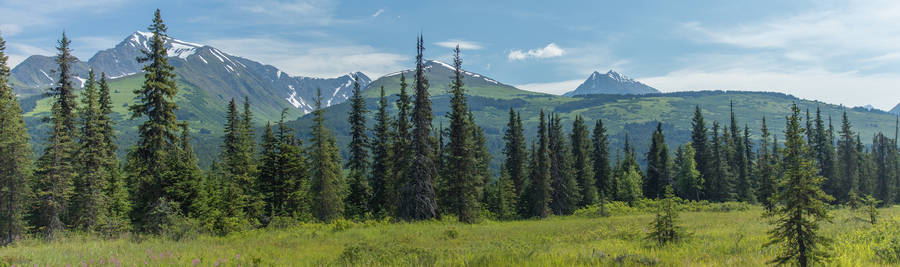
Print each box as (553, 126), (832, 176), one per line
(3, 0), (900, 109)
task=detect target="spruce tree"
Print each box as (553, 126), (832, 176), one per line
(812, 108), (838, 200)
(645, 122), (671, 199)
(872, 133), (896, 205)
(34, 32), (78, 238)
(346, 75), (371, 219)
(389, 73), (412, 216)
(710, 122), (735, 201)
(571, 115), (596, 207)
(503, 108), (527, 202)
(277, 113), (309, 218)
(525, 110), (552, 218)
(549, 114), (578, 215)
(616, 137), (643, 204)
(168, 123), (202, 216)
(690, 106), (713, 199)
(218, 99), (254, 227)
(729, 103), (752, 202)
(647, 186), (683, 245)
(592, 119), (613, 203)
(442, 45), (480, 223)
(674, 144), (702, 201)
(836, 111), (858, 203)
(259, 122), (278, 218)
(0, 34), (33, 244)
(400, 35), (439, 221)
(309, 89), (345, 222)
(370, 87), (393, 216)
(767, 103), (833, 267)
(757, 117), (777, 211)
(71, 69), (109, 231)
(469, 111), (491, 206)
(127, 10), (191, 228)
(97, 73), (130, 230)
(239, 97), (262, 219)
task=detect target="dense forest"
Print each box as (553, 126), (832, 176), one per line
(1, 10), (897, 266)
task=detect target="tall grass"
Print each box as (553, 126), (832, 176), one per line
(1, 206), (898, 266)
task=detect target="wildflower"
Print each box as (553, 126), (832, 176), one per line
(236, 253), (240, 260)
(192, 259), (200, 266)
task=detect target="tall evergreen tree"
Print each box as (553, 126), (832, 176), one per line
(388, 73), (412, 216)
(691, 106), (713, 198)
(258, 110), (309, 218)
(592, 119), (613, 202)
(549, 114), (578, 215)
(857, 135), (875, 196)
(71, 70), (109, 231)
(503, 109), (527, 201)
(97, 73), (130, 230)
(709, 122), (734, 201)
(127, 10), (192, 228)
(836, 111), (859, 203)
(34, 32), (78, 238)
(469, 112), (491, 207)
(673, 144), (702, 201)
(370, 87), (393, 216)
(757, 117), (777, 211)
(346, 75), (371, 219)
(442, 46), (480, 223)
(872, 133), (896, 205)
(309, 89), (345, 222)
(524, 110), (552, 218)
(766, 103), (833, 267)
(571, 115), (597, 207)
(812, 107), (838, 200)
(729, 103), (752, 202)
(400, 35), (439, 221)
(645, 122), (671, 199)
(0, 34), (33, 244)
(217, 99), (257, 227)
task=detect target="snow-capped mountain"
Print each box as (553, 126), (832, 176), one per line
(11, 31), (369, 115)
(563, 70), (659, 96)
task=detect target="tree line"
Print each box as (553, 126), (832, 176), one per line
(0, 11), (896, 264)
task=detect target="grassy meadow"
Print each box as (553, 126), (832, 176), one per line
(2, 205), (899, 266)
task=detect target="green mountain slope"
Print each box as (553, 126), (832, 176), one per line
(288, 64), (900, 171)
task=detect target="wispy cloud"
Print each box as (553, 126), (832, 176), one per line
(435, 40), (483, 50)
(206, 37), (407, 78)
(508, 43), (565, 61)
(371, 8), (384, 17)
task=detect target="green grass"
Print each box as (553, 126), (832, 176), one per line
(3, 206), (899, 266)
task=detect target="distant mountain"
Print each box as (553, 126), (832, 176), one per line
(11, 31), (369, 118)
(563, 70), (659, 96)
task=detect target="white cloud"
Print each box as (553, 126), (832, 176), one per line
(642, 68), (900, 110)
(435, 40), (483, 50)
(205, 37), (407, 78)
(508, 43), (565, 61)
(515, 79), (582, 95)
(372, 8), (384, 17)
(666, 0), (900, 109)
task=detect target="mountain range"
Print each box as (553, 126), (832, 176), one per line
(11, 31), (369, 120)
(11, 31), (900, 169)
(563, 70), (659, 96)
